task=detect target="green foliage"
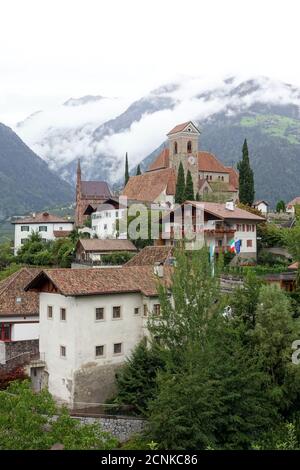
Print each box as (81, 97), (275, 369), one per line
(83, 216), (92, 228)
(230, 271), (262, 329)
(0, 263), (22, 281)
(258, 223), (285, 248)
(175, 162), (185, 204)
(0, 381), (118, 450)
(184, 170), (194, 201)
(237, 139), (255, 206)
(125, 152), (129, 186)
(195, 192), (200, 201)
(136, 164), (141, 176)
(0, 241), (13, 268)
(112, 340), (164, 415)
(101, 251), (135, 266)
(276, 200), (286, 213)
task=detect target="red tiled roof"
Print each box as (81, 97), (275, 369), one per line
(26, 266), (172, 297)
(287, 197), (300, 208)
(0, 268), (40, 317)
(198, 151), (229, 173)
(189, 201), (265, 221)
(81, 181), (112, 198)
(226, 167), (239, 190)
(12, 212), (74, 225)
(125, 246), (174, 266)
(77, 239), (137, 252)
(288, 261), (299, 270)
(148, 148), (170, 171)
(122, 168), (176, 202)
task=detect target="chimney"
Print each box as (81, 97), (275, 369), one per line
(32, 212), (36, 218)
(154, 262), (164, 278)
(225, 201), (235, 211)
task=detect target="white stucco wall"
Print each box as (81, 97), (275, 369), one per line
(39, 291), (160, 404)
(12, 322), (39, 341)
(14, 222), (74, 254)
(91, 209), (125, 238)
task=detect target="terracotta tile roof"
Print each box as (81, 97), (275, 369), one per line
(81, 181), (112, 198)
(198, 151), (229, 173)
(226, 166), (239, 190)
(12, 212), (74, 225)
(77, 239), (137, 252)
(0, 268), (40, 317)
(148, 148), (170, 171)
(26, 266), (172, 297)
(208, 181), (238, 193)
(122, 168), (176, 202)
(53, 230), (72, 238)
(288, 261), (299, 270)
(188, 201), (265, 221)
(125, 246), (174, 266)
(167, 121), (200, 135)
(287, 197), (300, 208)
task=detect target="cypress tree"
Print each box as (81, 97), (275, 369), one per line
(136, 164), (141, 176)
(184, 170), (194, 201)
(175, 162), (185, 204)
(195, 192), (200, 201)
(237, 139), (255, 205)
(124, 152), (129, 187)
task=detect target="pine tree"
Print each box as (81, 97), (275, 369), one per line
(124, 152), (129, 187)
(175, 162), (185, 204)
(184, 170), (194, 201)
(237, 139), (255, 206)
(136, 164), (141, 176)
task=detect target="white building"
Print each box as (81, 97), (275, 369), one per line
(12, 212), (74, 255)
(160, 201), (265, 260)
(91, 200), (126, 239)
(286, 197), (300, 215)
(0, 268), (40, 368)
(253, 200), (269, 216)
(25, 266), (170, 407)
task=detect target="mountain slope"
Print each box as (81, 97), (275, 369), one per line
(0, 123), (73, 220)
(16, 76), (300, 205)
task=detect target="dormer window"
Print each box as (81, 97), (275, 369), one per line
(174, 142), (178, 154)
(187, 141), (192, 153)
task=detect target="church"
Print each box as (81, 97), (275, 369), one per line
(122, 121), (239, 205)
(75, 160), (112, 226)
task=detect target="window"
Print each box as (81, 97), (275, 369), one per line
(221, 176), (224, 181)
(187, 140), (192, 153)
(113, 343), (122, 355)
(60, 345), (66, 357)
(104, 224), (107, 230)
(209, 175), (212, 181)
(174, 141), (178, 154)
(143, 304), (148, 317)
(153, 304), (160, 315)
(0, 323), (12, 341)
(95, 345), (105, 357)
(47, 306), (53, 319)
(112, 306), (121, 319)
(60, 308), (66, 321)
(21, 226), (29, 232)
(247, 240), (253, 248)
(115, 211), (119, 218)
(134, 307), (140, 315)
(21, 238), (27, 245)
(39, 226), (47, 232)
(95, 307), (104, 321)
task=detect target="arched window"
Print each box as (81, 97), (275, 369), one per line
(174, 142), (178, 154)
(187, 141), (192, 153)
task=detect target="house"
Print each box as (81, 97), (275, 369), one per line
(253, 200), (269, 216)
(286, 197), (300, 215)
(122, 121), (239, 205)
(158, 201), (265, 260)
(265, 272), (297, 292)
(12, 212), (74, 255)
(75, 239), (137, 263)
(0, 268), (40, 370)
(75, 160), (113, 226)
(125, 245), (174, 267)
(25, 265), (171, 406)
(90, 198), (127, 239)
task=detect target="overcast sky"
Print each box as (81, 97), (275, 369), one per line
(0, 0), (299, 125)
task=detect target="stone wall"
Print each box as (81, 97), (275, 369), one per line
(73, 363), (123, 408)
(0, 339), (39, 371)
(71, 415), (146, 443)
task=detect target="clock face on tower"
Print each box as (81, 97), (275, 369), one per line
(188, 155), (196, 165)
